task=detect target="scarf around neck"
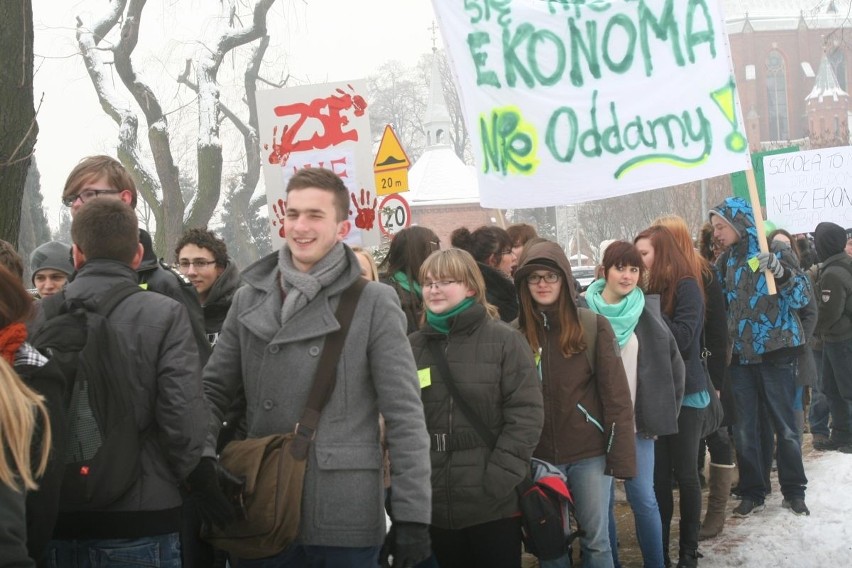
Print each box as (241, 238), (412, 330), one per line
(278, 242), (349, 325)
(426, 297), (476, 334)
(585, 279), (645, 348)
(0, 322), (27, 365)
(392, 271), (422, 297)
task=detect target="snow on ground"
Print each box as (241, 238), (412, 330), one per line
(700, 450), (852, 566)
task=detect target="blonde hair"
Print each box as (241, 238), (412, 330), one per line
(351, 246), (379, 281)
(0, 357), (52, 492)
(419, 248), (499, 320)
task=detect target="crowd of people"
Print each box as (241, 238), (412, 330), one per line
(1, 155), (850, 568)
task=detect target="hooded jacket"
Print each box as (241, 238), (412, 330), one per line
(815, 222), (852, 342)
(514, 241), (636, 478)
(408, 304), (544, 530)
(479, 262), (519, 323)
(710, 197), (811, 364)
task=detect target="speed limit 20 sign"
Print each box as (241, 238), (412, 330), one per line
(379, 193), (411, 237)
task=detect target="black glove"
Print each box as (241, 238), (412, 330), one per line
(386, 521), (431, 568)
(185, 457), (241, 529)
(755, 252), (784, 278)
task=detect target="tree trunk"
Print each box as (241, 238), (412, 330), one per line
(0, 0), (37, 248)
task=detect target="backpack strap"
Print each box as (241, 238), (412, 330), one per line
(94, 283), (144, 317)
(577, 308), (597, 373)
(290, 277), (368, 460)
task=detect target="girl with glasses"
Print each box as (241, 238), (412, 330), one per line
(584, 241), (685, 568)
(514, 240), (636, 568)
(408, 248), (543, 568)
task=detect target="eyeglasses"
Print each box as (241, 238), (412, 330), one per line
(62, 189), (122, 207)
(422, 280), (459, 291)
(177, 259), (217, 270)
(497, 248), (514, 256)
(527, 273), (560, 285)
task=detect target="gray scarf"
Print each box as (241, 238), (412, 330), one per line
(278, 242), (349, 325)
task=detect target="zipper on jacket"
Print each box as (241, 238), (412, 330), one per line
(577, 403), (605, 433)
(606, 422), (616, 453)
(444, 338), (455, 528)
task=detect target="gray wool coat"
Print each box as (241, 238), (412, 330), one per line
(202, 248), (431, 548)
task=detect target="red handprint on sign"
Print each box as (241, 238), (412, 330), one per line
(349, 189), (377, 230)
(271, 198), (287, 238)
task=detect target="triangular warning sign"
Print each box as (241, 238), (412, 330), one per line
(374, 125), (411, 172)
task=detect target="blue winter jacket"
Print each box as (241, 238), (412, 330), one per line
(711, 197), (811, 364)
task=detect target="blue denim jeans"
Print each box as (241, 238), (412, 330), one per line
(46, 533), (181, 568)
(609, 435), (663, 568)
(239, 544), (381, 567)
(808, 349), (830, 436)
(823, 340), (852, 442)
(540, 454), (614, 568)
(730, 356), (808, 502)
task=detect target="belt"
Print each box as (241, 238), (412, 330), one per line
(430, 430), (488, 452)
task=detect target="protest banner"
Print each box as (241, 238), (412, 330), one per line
(257, 80), (379, 247)
(764, 146), (852, 234)
(731, 146), (799, 208)
(433, 0), (752, 208)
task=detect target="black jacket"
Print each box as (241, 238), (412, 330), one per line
(201, 258), (241, 346)
(409, 304), (543, 530)
(137, 229), (211, 364)
(478, 263), (518, 323)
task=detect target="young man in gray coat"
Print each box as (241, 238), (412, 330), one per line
(201, 168), (432, 566)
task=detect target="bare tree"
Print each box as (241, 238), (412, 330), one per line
(366, 60), (428, 162)
(0, 0), (37, 247)
(75, 0), (276, 255)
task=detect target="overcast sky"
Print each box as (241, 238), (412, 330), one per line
(32, 0), (438, 230)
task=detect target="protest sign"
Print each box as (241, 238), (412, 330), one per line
(433, 0), (752, 208)
(731, 146), (799, 208)
(764, 146), (852, 234)
(257, 80), (379, 247)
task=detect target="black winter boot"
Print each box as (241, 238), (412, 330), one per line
(676, 548), (702, 568)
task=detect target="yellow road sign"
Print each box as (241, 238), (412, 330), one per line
(374, 125), (411, 172)
(375, 169), (409, 195)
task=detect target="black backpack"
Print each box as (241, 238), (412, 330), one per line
(32, 283), (144, 510)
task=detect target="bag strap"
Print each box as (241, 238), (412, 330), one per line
(290, 277), (367, 460)
(94, 283), (144, 316)
(577, 308), (597, 373)
(427, 339), (497, 450)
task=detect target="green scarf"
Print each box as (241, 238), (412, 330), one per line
(392, 271), (422, 297)
(585, 279), (645, 348)
(426, 298), (476, 334)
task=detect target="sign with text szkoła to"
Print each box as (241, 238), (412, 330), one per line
(433, 0), (752, 208)
(257, 80), (379, 247)
(764, 146), (852, 234)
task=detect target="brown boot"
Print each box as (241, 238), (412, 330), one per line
(699, 463), (735, 540)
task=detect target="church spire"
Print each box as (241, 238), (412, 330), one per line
(425, 21), (453, 148)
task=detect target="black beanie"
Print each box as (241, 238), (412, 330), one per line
(814, 222), (846, 262)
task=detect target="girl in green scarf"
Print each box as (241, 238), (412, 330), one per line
(587, 241), (674, 568)
(407, 248), (544, 568)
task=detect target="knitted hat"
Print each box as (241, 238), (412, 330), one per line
(814, 222), (847, 262)
(30, 241), (73, 285)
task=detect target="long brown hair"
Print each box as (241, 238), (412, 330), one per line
(515, 243), (586, 357)
(634, 225), (700, 317)
(654, 214), (713, 284)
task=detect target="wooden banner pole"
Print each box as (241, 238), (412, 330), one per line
(745, 168), (777, 295)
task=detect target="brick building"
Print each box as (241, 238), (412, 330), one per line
(725, 0), (852, 148)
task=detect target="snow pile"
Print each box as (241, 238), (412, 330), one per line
(701, 451), (852, 566)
